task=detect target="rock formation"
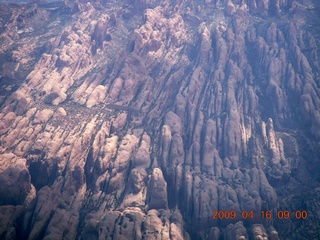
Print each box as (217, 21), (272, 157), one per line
(0, 0), (319, 239)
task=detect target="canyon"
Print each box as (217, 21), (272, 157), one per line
(0, 0), (319, 239)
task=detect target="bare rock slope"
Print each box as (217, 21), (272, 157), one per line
(0, 0), (319, 239)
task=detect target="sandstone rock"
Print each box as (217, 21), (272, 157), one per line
(114, 134), (138, 172)
(164, 111), (182, 135)
(226, 1), (236, 15)
(148, 168), (168, 209)
(225, 221), (248, 240)
(199, 23), (212, 64)
(0, 205), (24, 240)
(86, 85), (107, 108)
(56, 107), (67, 116)
(266, 118), (281, 165)
(111, 112), (127, 133)
(268, 226), (280, 240)
(251, 224), (268, 240)
(14, 97), (29, 116)
(127, 168), (148, 194)
(109, 77), (123, 100)
(0, 1), (318, 239)
(133, 133), (151, 168)
(91, 15), (108, 54)
(0, 112), (17, 135)
(0, 154), (31, 206)
(32, 109), (53, 125)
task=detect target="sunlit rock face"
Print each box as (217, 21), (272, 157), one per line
(0, 0), (319, 239)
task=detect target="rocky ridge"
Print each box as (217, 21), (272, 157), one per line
(0, 0), (319, 239)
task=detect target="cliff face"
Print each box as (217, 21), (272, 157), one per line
(0, 0), (319, 239)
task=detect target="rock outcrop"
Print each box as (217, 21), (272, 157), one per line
(0, 0), (319, 239)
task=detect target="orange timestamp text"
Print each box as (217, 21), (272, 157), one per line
(212, 210), (308, 220)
